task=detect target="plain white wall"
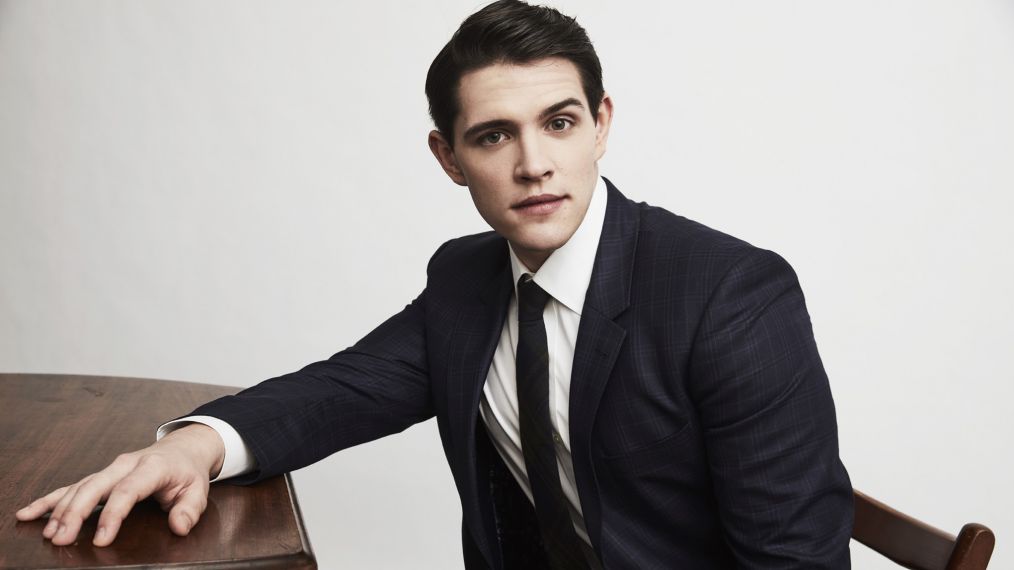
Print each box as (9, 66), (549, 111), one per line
(2, 1), (1012, 568)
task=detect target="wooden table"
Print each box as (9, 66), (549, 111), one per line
(0, 373), (316, 569)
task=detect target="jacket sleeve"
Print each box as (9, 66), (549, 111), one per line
(188, 288), (435, 485)
(688, 247), (853, 569)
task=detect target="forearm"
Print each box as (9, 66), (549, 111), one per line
(187, 292), (436, 483)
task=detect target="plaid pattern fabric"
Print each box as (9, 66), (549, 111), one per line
(192, 178), (853, 569)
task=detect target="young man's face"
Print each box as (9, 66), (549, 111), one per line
(429, 57), (613, 271)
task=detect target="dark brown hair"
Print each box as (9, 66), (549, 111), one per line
(425, 0), (604, 146)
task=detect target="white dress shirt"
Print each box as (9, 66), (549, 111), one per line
(160, 176), (609, 543)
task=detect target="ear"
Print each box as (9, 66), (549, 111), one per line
(593, 92), (614, 161)
(428, 130), (468, 186)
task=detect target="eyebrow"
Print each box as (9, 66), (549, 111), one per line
(461, 97), (586, 142)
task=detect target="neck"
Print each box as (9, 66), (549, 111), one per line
(513, 246), (552, 274)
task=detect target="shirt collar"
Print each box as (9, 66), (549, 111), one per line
(508, 175), (608, 315)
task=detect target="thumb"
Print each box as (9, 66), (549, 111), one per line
(167, 486), (207, 536)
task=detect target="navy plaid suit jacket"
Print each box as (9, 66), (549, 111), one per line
(191, 178), (853, 569)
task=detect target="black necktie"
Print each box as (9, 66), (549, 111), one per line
(516, 275), (589, 570)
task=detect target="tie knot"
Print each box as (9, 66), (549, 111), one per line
(517, 276), (551, 322)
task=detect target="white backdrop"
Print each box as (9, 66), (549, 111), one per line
(2, 1), (1012, 568)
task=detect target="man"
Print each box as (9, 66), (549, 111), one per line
(17, 1), (853, 568)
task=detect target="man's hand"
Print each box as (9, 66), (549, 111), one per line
(15, 423), (226, 547)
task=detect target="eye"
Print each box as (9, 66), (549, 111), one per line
(548, 117), (574, 132)
(480, 132), (507, 146)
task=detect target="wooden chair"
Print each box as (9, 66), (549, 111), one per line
(852, 489), (995, 569)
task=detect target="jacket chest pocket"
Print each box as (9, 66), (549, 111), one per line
(597, 421), (706, 491)
(591, 368), (695, 461)
(597, 419), (695, 474)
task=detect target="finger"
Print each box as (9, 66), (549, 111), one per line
(166, 483), (209, 537)
(15, 486), (70, 521)
(49, 508), (86, 546)
(45, 455), (135, 543)
(152, 491), (173, 512)
(93, 460), (169, 547)
(46, 482), (86, 541)
(51, 473), (120, 546)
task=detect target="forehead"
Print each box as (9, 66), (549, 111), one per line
(455, 57), (587, 127)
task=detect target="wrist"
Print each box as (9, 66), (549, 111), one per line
(163, 423), (226, 479)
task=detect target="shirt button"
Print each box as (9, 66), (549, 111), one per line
(553, 432), (562, 444)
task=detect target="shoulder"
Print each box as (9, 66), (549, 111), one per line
(618, 190), (796, 292)
(636, 199), (755, 259)
(639, 193), (779, 247)
(424, 230), (509, 291)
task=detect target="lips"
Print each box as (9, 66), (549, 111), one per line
(512, 194), (564, 208)
(511, 193), (566, 216)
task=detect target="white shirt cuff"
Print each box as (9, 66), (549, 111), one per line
(156, 415), (257, 482)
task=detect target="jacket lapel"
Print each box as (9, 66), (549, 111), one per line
(569, 178), (639, 554)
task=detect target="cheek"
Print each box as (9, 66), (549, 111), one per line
(463, 154), (513, 194)
(553, 133), (597, 166)
(466, 178), (503, 220)
(458, 150), (490, 180)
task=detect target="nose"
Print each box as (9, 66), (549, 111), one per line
(514, 132), (553, 183)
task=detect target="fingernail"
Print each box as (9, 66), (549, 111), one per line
(57, 524), (67, 536)
(181, 513), (192, 532)
(95, 526), (107, 542)
(43, 519), (58, 537)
